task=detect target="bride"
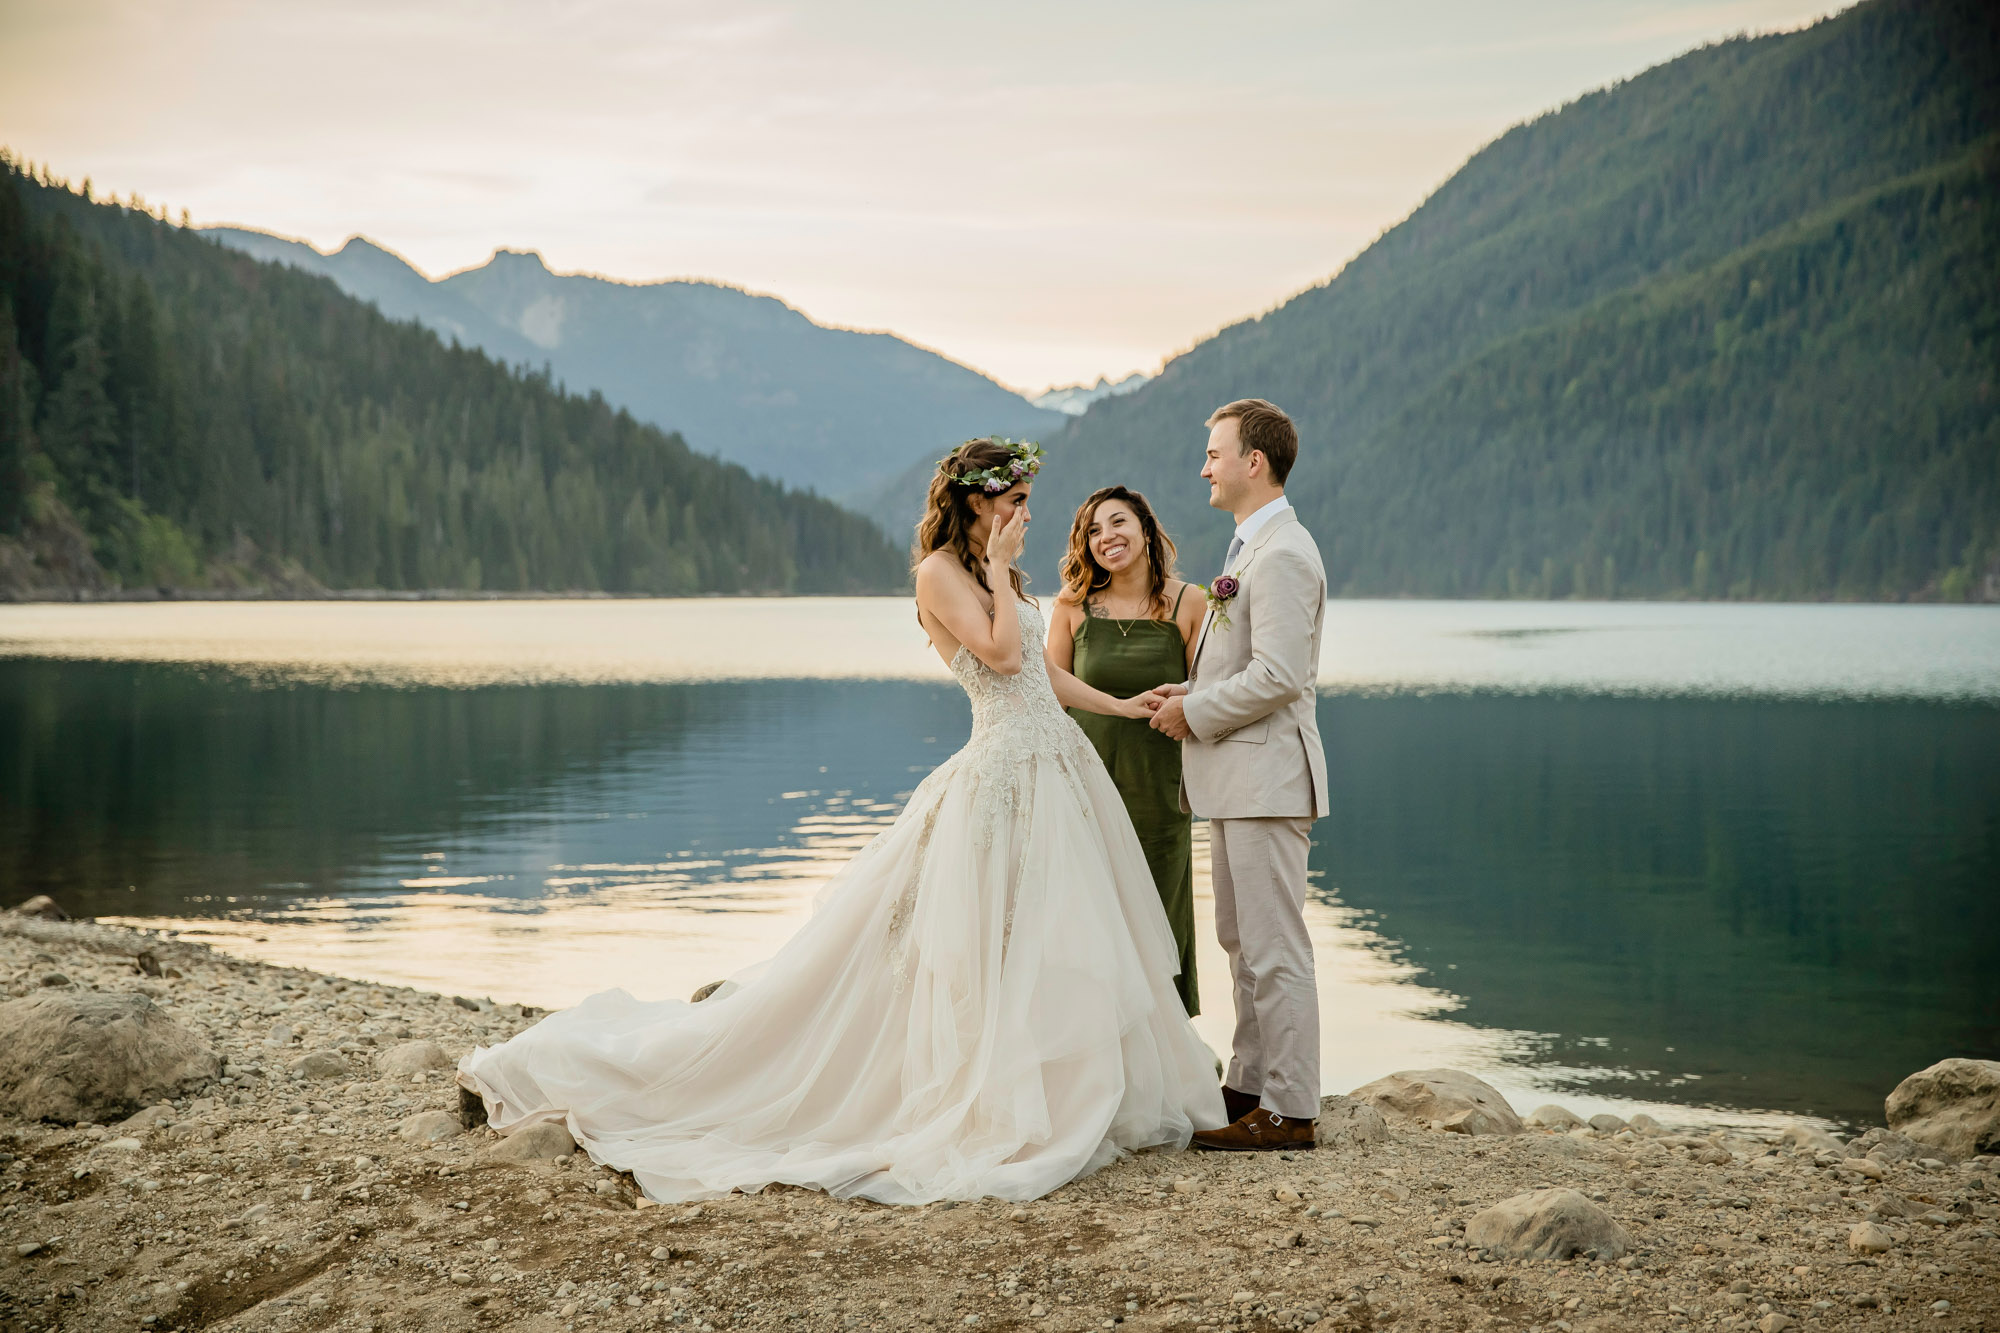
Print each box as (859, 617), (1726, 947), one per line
(458, 436), (1226, 1204)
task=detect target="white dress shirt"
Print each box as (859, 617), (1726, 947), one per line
(1223, 494), (1292, 571)
(1234, 494), (1292, 547)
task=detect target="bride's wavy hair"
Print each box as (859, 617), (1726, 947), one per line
(1058, 486), (1177, 615)
(913, 437), (1031, 602)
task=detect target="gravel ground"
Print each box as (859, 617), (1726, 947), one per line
(3, 917), (1995, 1333)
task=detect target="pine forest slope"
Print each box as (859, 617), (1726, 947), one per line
(203, 228), (1064, 504)
(1019, 0), (1999, 601)
(0, 162), (907, 596)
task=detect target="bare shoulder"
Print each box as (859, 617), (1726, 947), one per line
(914, 550), (968, 590)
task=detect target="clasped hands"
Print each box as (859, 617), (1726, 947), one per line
(1131, 683), (1192, 739)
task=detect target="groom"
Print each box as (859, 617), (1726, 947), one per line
(1146, 398), (1328, 1151)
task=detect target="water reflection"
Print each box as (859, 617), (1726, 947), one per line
(1313, 695), (2000, 1127)
(2, 650), (1995, 1130)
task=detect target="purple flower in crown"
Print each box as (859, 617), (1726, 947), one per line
(1204, 574), (1240, 629)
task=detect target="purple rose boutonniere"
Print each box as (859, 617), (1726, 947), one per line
(1205, 574), (1240, 629)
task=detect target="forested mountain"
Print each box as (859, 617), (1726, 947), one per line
(1016, 0), (1999, 601)
(205, 227), (1063, 506)
(0, 161), (906, 596)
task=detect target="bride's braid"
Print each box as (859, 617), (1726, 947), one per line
(912, 438), (1028, 601)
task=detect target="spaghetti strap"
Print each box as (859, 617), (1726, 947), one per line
(1170, 583), (1188, 617)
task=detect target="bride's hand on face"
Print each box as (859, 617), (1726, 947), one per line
(985, 505), (1027, 570)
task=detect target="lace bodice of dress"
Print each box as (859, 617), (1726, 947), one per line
(949, 599), (1089, 755)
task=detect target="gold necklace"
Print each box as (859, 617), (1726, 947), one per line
(1095, 592), (1149, 637)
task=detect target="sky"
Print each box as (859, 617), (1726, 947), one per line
(1, 0), (1842, 393)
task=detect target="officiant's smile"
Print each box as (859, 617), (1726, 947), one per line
(1088, 507), (1141, 572)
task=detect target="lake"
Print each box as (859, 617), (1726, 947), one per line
(3, 598), (1996, 1132)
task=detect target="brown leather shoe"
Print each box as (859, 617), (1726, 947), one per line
(1193, 1107), (1315, 1152)
(1222, 1085), (1259, 1123)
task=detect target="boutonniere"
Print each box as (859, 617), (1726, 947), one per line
(1204, 574), (1240, 629)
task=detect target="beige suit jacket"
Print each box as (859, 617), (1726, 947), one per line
(1179, 508), (1330, 821)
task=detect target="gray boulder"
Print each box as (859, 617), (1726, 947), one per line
(378, 1040), (455, 1078)
(1851, 1126), (1925, 1165)
(9, 895), (68, 921)
(1464, 1188), (1632, 1261)
(1526, 1104), (1587, 1131)
(0, 992), (219, 1123)
(1315, 1094), (1391, 1148)
(1847, 1221), (1895, 1254)
(484, 1120), (577, 1161)
(1588, 1113), (1628, 1134)
(397, 1110), (462, 1144)
(1885, 1058), (2000, 1160)
(288, 1050), (352, 1081)
(1781, 1123), (1850, 1157)
(1349, 1068), (1523, 1135)
(118, 1104), (178, 1134)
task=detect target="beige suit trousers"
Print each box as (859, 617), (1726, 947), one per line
(1209, 815), (1319, 1120)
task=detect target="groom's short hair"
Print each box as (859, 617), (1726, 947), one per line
(1207, 399), (1297, 484)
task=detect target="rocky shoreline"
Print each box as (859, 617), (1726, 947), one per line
(2, 909), (1995, 1333)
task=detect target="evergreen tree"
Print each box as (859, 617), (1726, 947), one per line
(0, 157), (908, 595)
(1018, 0), (1999, 602)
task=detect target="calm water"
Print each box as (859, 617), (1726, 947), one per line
(3, 599), (1996, 1131)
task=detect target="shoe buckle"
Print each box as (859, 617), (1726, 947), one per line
(1270, 1114), (1285, 1127)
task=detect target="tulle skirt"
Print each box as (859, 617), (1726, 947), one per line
(458, 734), (1225, 1204)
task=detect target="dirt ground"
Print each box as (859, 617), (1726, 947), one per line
(3, 917), (1995, 1333)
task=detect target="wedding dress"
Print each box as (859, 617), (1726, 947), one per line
(458, 598), (1225, 1204)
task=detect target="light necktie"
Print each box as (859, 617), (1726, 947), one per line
(1223, 534), (1242, 575)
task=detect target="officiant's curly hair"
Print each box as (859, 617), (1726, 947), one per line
(1058, 487), (1177, 616)
(914, 437), (1031, 602)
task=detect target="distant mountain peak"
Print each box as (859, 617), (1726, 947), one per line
(203, 224), (1062, 513)
(1033, 372), (1150, 416)
(491, 248), (550, 270)
(336, 234), (399, 258)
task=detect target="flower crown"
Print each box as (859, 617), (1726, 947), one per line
(946, 437), (1045, 494)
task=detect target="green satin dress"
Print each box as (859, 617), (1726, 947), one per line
(1065, 587), (1198, 1015)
